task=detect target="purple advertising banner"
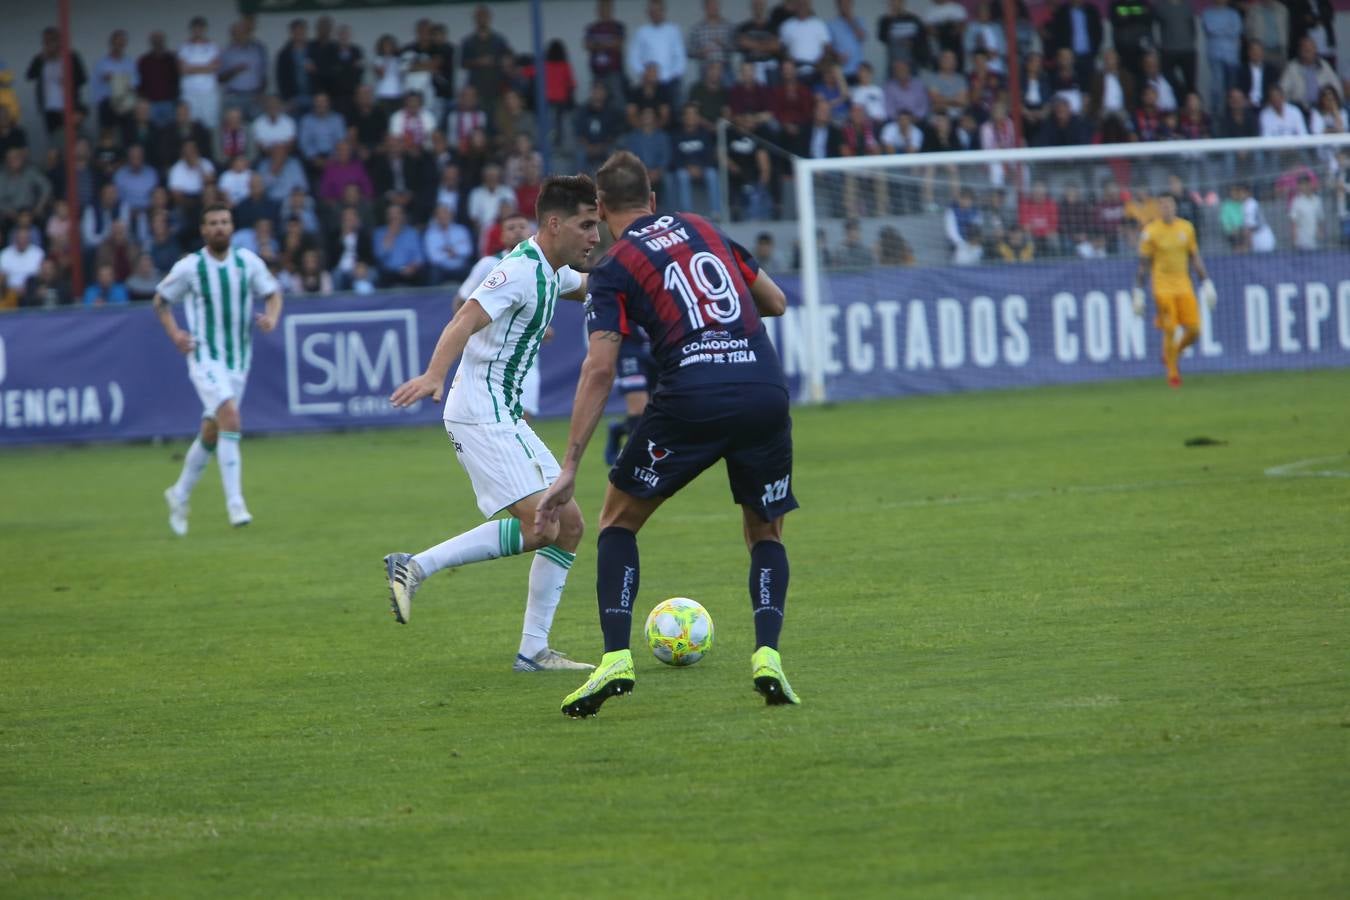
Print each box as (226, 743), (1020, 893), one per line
(1, 252), (1347, 446)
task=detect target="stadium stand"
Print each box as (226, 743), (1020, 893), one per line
(0, 0), (1347, 310)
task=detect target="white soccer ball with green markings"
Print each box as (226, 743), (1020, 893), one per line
(645, 597), (714, 667)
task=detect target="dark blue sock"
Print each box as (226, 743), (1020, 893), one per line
(596, 526), (639, 652)
(749, 540), (789, 650)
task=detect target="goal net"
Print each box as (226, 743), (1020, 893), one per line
(782, 134), (1350, 404)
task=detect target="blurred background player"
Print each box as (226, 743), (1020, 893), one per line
(1133, 194), (1216, 388)
(155, 203), (283, 534)
(384, 176), (599, 673)
(535, 151), (799, 718)
(603, 327), (655, 465)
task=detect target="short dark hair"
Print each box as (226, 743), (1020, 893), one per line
(535, 174), (597, 222)
(499, 210), (530, 226)
(595, 151), (650, 213)
(200, 202), (231, 223)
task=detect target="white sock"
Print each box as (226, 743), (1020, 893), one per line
(217, 432), (243, 507)
(414, 518), (524, 578)
(173, 436), (214, 499)
(518, 546), (576, 659)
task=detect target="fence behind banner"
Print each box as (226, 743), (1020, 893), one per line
(2, 252), (1348, 446)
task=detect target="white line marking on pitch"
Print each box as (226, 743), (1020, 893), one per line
(1264, 457), (1350, 479)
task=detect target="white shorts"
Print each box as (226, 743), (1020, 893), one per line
(520, 365), (540, 417)
(188, 359), (248, 418)
(444, 418), (560, 518)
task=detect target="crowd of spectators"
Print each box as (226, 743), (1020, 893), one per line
(0, 0), (1348, 307)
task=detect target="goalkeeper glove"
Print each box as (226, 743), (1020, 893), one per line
(1200, 278), (1218, 310)
(1132, 287), (1146, 316)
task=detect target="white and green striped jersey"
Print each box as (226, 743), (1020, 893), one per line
(156, 247), (280, 371)
(443, 237), (581, 424)
(454, 250), (508, 306)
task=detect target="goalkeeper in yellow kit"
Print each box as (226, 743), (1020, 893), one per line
(1133, 195), (1217, 388)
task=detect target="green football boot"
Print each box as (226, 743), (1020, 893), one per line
(751, 646), (801, 706)
(561, 649), (635, 718)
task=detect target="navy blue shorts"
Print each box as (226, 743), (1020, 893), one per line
(616, 342), (656, 395)
(610, 383), (798, 522)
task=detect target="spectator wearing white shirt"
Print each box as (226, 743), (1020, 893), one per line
(628, 0), (687, 95)
(849, 62), (885, 121)
(1310, 86), (1348, 135)
(252, 94), (298, 151)
(388, 91), (437, 151)
(1238, 185), (1276, 252)
(879, 110), (923, 153)
(0, 226), (43, 291)
(1288, 175), (1323, 250)
(1259, 86), (1309, 137)
(779, 1), (832, 81)
(423, 203), (474, 283)
(466, 164), (517, 237)
(217, 155), (253, 205)
(1139, 52), (1178, 113)
(1278, 36), (1343, 111)
(167, 140), (215, 206)
(178, 17), (221, 129)
(963, 2), (1007, 74)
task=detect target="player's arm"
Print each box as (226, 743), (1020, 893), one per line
(749, 270), (786, 317)
(560, 272), (588, 301)
(390, 300), (492, 406)
(1191, 242), (1217, 309)
(153, 292), (195, 355)
(534, 330), (622, 529)
(255, 291), (283, 332)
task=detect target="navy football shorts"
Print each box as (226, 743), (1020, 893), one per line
(616, 342), (656, 395)
(610, 383), (799, 522)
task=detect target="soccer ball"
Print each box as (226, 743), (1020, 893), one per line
(644, 597), (714, 667)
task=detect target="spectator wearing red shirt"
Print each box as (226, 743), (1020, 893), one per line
(1176, 92), (1210, 139)
(1133, 85), (1164, 141)
(1018, 181), (1060, 254)
(769, 60), (815, 153)
(728, 61), (770, 120)
(515, 157), (543, 220)
(521, 40), (576, 145)
(584, 0), (627, 111)
(137, 30), (180, 126)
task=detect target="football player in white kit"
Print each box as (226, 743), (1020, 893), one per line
(155, 203), (283, 534)
(453, 211), (550, 423)
(384, 175), (600, 672)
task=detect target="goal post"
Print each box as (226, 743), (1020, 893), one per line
(787, 134), (1350, 405)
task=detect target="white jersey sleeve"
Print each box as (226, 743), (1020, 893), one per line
(558, 265), (583, 297)
(240, 247), (281, 298)
(156, 257), (196, 303)
(466, 257), (525, 321)
(456, 255), (502, 304)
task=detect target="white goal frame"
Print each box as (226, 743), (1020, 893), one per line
(792, 133), (1350, 404)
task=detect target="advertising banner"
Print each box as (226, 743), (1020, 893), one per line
(1, 252), (1347, 446)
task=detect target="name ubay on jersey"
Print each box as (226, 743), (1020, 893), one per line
(156, 247), (281, 371)
(444, 237), (581, 423)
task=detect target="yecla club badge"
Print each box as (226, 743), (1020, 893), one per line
(633, 440), (673, 487)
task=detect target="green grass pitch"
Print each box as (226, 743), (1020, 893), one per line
(2, 369), (1347, 898)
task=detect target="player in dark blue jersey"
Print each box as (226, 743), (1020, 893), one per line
(536, 151), (800, 717)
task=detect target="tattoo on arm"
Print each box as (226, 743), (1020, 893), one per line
(594, 330), (622, 343)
